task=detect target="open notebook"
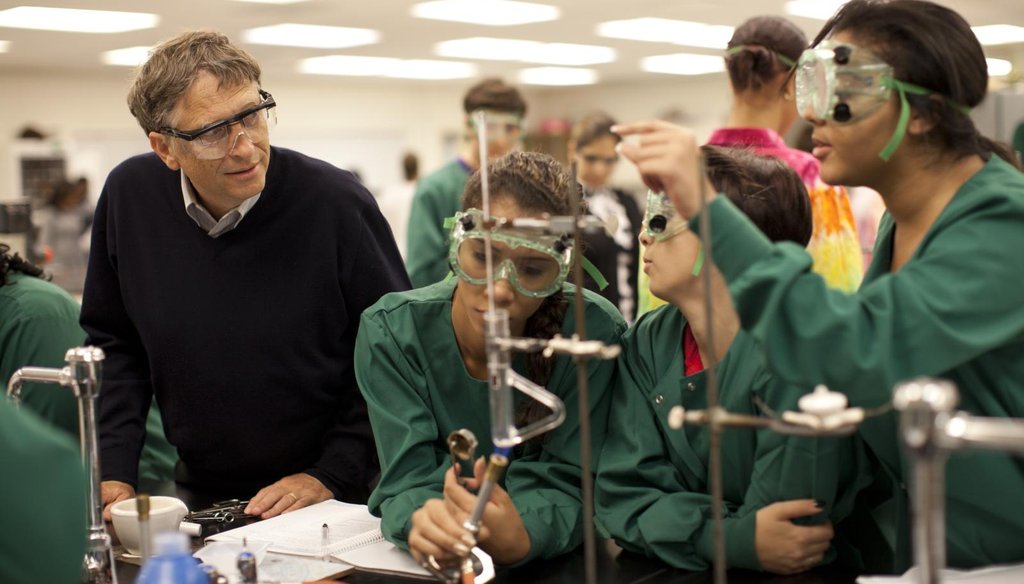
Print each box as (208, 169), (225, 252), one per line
(206, 500), (433, 579)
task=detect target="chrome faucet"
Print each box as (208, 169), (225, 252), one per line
(8, 347), (117, 584)
(894, 378), (1024, 584)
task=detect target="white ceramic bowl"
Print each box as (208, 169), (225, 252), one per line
(111, 496), (189, 555)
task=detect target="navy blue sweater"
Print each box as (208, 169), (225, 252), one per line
(82, 147), (410, 498)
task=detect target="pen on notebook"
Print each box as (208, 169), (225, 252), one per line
(320, 523), (330, 561)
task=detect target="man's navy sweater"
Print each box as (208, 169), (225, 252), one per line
(81, 147), (410, 498)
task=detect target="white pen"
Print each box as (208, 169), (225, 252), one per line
(320, 523), (330, 561)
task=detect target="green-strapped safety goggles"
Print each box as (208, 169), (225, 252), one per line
(642, 190), (690, 242)
(447, 209), (573, 298)
(796, 40), (970, 161)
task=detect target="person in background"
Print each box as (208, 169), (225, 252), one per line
(617, 0), (1024, 571)
(568, 112), (643, 324)
(405, 78), (527, 288)
(82, 30), (409, 520)
(34, 177), (93, 293)
(377, 151), (419, 262)
(0, 243), (176, 483)
(358, 151), (625, 566)
(597, 146), (868, 575)
(712, 15), (862, 292)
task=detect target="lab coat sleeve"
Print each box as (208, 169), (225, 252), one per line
(405, 180), (453, 288)
(356, 311), (447, 548)
(697, 194), (1024, 407)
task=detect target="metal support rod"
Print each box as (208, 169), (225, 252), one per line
(570, 168), (597, 584)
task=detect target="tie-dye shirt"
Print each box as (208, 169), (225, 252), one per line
(707, 128), (863, 292)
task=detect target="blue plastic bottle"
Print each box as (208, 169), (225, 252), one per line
(135, 532), (207, 584)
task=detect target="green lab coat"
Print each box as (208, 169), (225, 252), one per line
(595, 305), (869, 571)
(0, 398), (86, 584)
(0, 272), (177, 482)
(699, 155), (1024, 569)
(357, 279), (626, 563)
(405, 160), (470, 288)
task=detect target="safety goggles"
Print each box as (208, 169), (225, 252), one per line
(448, 209), (572, 298)
(160, 89), (277, 160)
(796, 41), (969, 161)
(642, 190), (689, 242)
(469, 110), (524, 140)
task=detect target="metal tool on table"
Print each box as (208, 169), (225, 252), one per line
(179, 499), (258, 538)
(8, 346), (117, 583)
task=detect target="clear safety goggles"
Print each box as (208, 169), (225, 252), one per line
(642, 190), (689, 242)
(160, 89), (277, 160)
(448, 209), (572, 298)
(796, 41), (969, 161)
(469, 110), (524, 140)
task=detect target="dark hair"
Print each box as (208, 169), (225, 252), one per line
(463, 78), (527, 117)
(0, 243), (46, 286)
(726, 16), (807, 92)
(569, 111), (620, 150)
(462, 151), (573, 394)
(702, 145), (813, 246)
(812, 0), (1018, 167)
(402, 152), (419, 182)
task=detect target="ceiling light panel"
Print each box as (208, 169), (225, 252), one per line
(243, 24), (379, 49)
(300, 55), (477, 80)
(436, 37), (614, 66)
(102, 46), (152, 67)
(986, 58), (1012, 77)
(230, 0), (308, 4)
(0, 40), (9, 53)
(518, 66), (597, 86)
(0, 6), (158, 33)
(597, 18), (733, 50)
(784, 0), (849, 21)
(973, 25), (1024, 46)
(641, 53), (725, 76)
(412, 0), (559, 26)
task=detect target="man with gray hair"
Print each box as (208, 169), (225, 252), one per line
(82, 31), (409, 519)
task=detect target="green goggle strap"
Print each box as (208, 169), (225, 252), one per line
(692, 245), (705, 277)
(726, 45), (796, 69)
(878, 78), (971, 162)
(443, 215), (608, 291)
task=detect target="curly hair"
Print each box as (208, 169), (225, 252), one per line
(461, 151), (576, 432)
(0, 243), (46, 287)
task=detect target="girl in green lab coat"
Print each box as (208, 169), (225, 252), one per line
(356, 151), (626, 566)
(616, 0), (1024, 571)
(596, 146), (868, 575)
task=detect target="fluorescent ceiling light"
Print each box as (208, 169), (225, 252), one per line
(0, 6), (158, 33)
(987, 58), (1012, 77)
(243, 24), (379, 49)
(230, 0), (308, 4)
(518, 66), (597, 86)
(412, 0), (559, 26)
(641, 53), (725, 76)
(300, 55), (477, 80)
(436, 37), (614, 66)
(784, 0), (849, 20)
(102, 46), (152, 67)
(0, 41), (9, 53)
(973, 25), (1024, 46)
(597, 18), (733, 50)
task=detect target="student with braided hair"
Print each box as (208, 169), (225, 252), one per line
(355, 151), (626, 566)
